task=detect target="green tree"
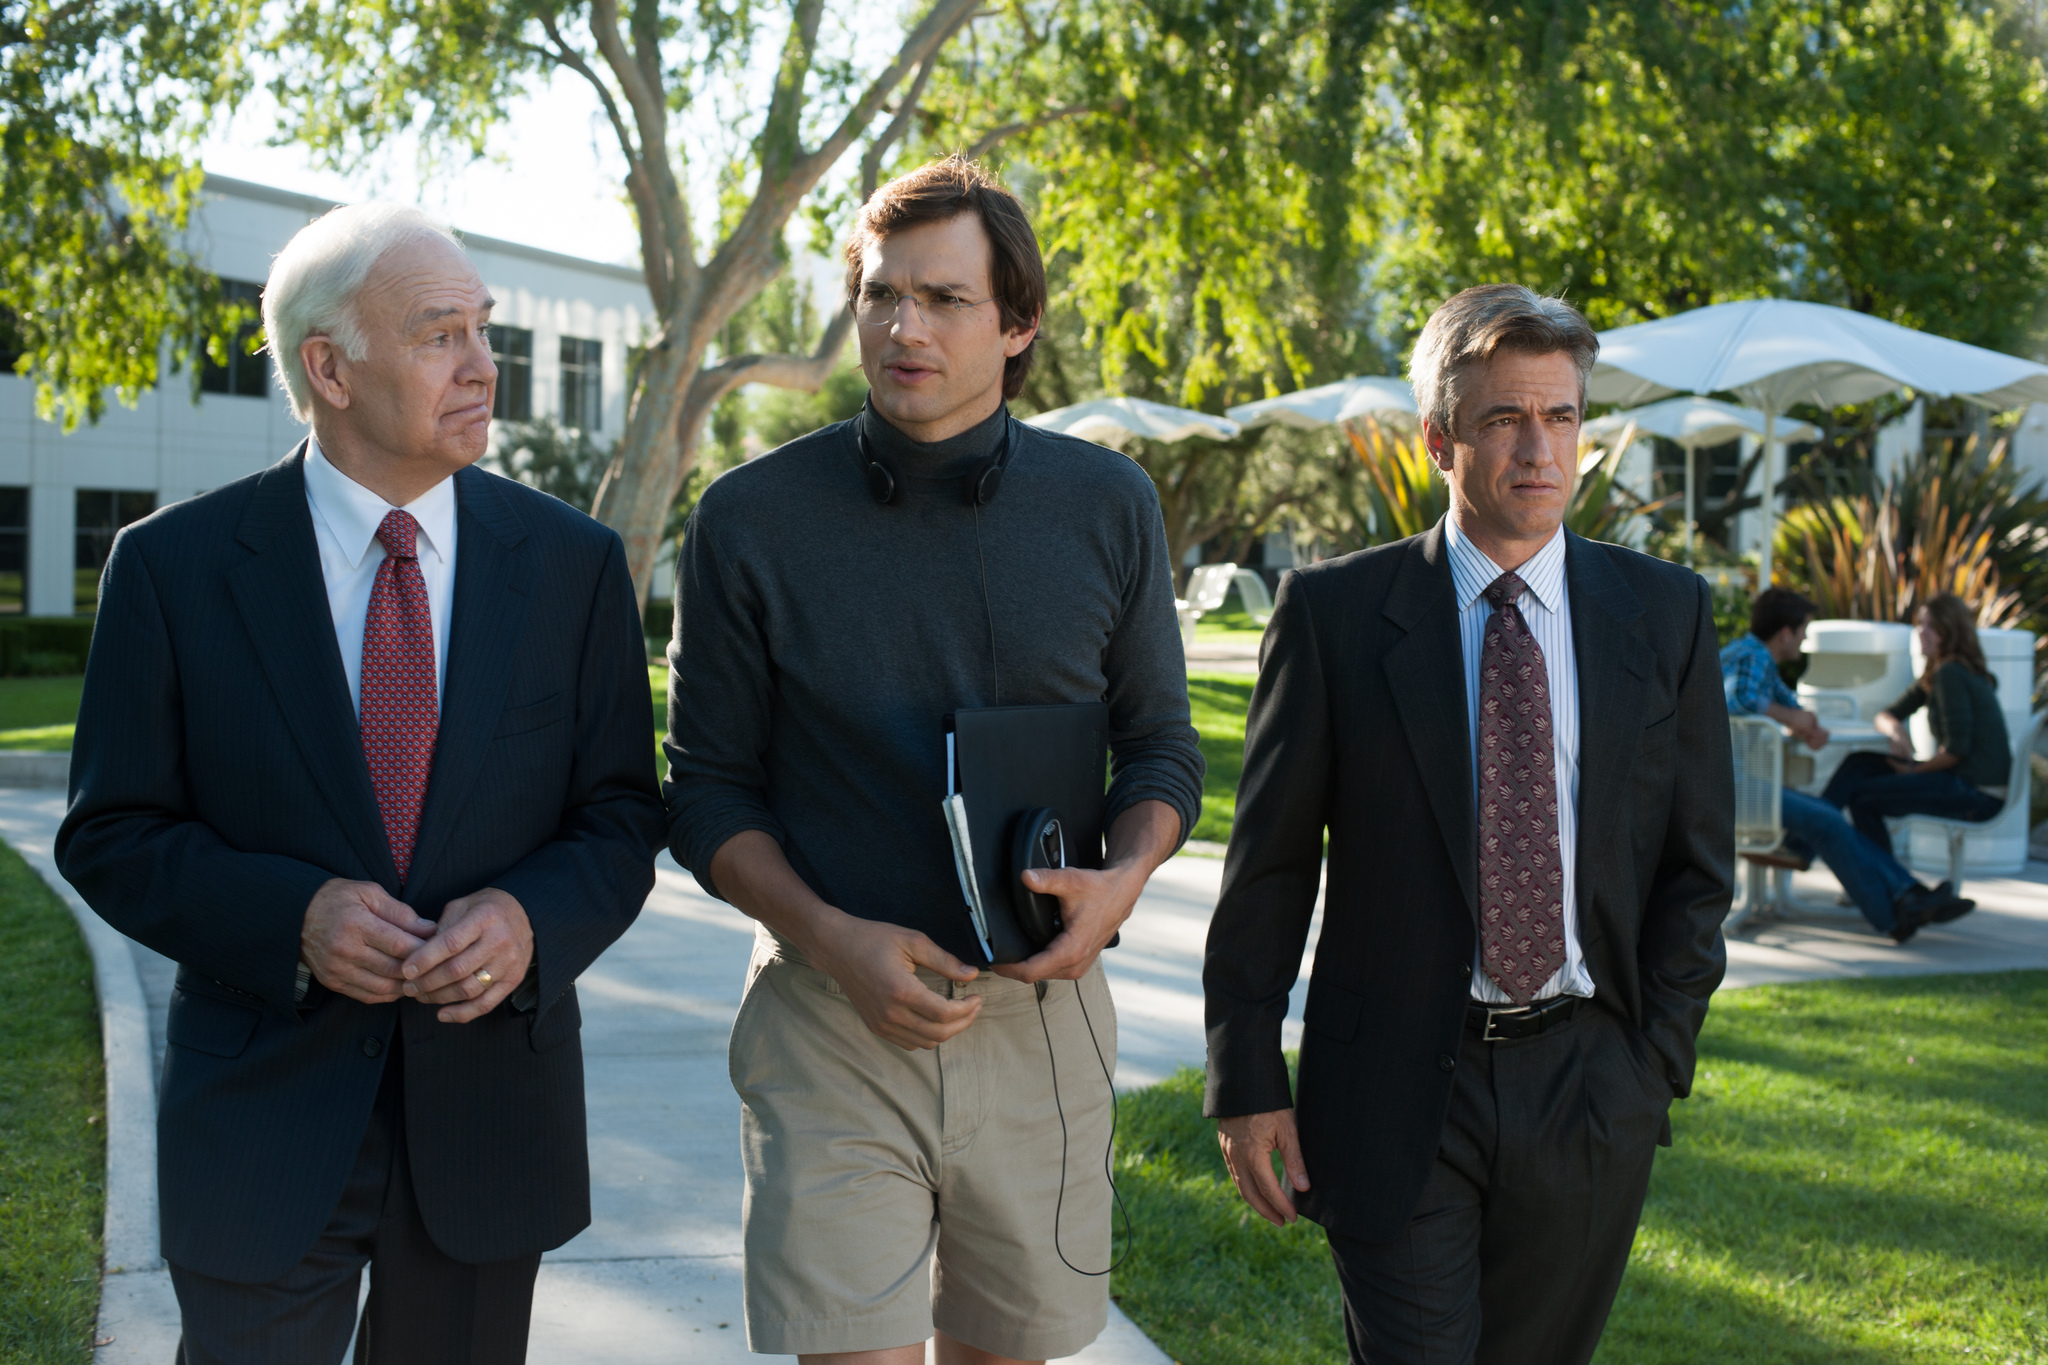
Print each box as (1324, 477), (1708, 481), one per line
(1, 0), (257, 426)
(1366, 0), (2048, 350)
(921, 0), (1394, 580)
(1781, 0), (2048, 352)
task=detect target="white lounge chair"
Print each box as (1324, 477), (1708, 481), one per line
(1177, 562), (1240, 649)
(1230, 568), (1274, 625)
(1900, 709), (2047, 893)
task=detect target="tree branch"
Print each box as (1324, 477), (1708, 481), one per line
(962, 102), (1100, 160)
(697, 0), (976, 343)
(590, 0), (695, 304)
(531, 15), (674, 315)
(859, 53), (939, 199)
(688, 307), (858, 412)
(793, 0), (981, 189)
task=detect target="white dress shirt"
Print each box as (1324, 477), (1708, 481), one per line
(303, 438), (457, 714)
(1444, 518), (1593, 1003)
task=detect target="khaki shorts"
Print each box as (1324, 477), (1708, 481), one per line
(729, 927), (1117, 1358)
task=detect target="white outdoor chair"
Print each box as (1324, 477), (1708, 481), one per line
(1728, 715), (1785, 931)
(1901, 708), (2047, 894)
(1178, 562), (1239, 649)
(1230, 568), (1275, 625)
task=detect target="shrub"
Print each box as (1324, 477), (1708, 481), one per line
(0, 619), (93, 677)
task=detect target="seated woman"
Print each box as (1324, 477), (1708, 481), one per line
(1823, 594), (2010, 910)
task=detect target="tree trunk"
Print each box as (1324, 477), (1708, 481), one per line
(591, 338), (707, 607)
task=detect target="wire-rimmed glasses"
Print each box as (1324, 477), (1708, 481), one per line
(851, 282), (1001, 330)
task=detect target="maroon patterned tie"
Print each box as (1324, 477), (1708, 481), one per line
(1476, 571), (1564, 1003)
(361, 509), (437, 881)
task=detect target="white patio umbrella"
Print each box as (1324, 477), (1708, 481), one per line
(1024, 396), (1240, 447)
(1589, 299), (2048, 584)
(1225, 375), (1418, 431)
(1581, 397), (1821, 565)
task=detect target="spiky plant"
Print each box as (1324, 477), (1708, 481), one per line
(1341, 422), (1449, 545)
(1775, 437), (2048, 638)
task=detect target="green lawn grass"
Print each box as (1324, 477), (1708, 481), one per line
(1109, 972), (2048, 1365)
(0, 841), (105, 1359)
(1187, 671), (1252, 844)
(0, 677), (85, 752)
(1192, 592), (1267, 644)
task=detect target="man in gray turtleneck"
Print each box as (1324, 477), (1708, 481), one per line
(663, 157), (1202, 1364)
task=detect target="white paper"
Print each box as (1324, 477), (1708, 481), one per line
(942, 793), (995, 960)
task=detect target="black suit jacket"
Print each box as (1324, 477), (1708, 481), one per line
(1202, 524), (1732, 1241)
(56, 448), (664, 1283)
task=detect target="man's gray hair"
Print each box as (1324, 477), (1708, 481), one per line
(1407, 284), (1599, 439)
(263, 202), (466, 423)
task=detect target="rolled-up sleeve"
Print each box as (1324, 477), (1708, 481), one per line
(662, 504), (785, 897)
(1101, 486), (1205, 850)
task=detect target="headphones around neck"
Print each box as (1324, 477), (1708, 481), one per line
(859, 414), (1010, 508)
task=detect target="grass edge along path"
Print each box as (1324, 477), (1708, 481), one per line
(0, 839), (106, 1359)
(1108, 971), (2048, 1365)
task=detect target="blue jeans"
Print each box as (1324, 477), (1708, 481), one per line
(1780, 790), (1914, 933)
(1821, 751), (2005, 855)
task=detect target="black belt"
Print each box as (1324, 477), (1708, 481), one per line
(1464, 993), (1584, 1042)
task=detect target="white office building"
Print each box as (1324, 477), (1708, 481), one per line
(0, 173), (652, 617)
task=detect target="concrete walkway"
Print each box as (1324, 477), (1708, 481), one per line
(12, 779), (2047, 1362)
(3, 789), (1194, 1365)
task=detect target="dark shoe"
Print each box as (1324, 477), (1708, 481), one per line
(1930, 894), (1977, 924)
(1890, 884), (1941, 943)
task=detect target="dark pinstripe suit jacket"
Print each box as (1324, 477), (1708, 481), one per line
(56, 446), (665, 1283)
(1202, 527), (1733, 1240)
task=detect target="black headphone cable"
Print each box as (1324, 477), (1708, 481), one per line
(1036, 978), (1132, 1277)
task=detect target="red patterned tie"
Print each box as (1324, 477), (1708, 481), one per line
(361, 509), (437, 881)
(1476, 571), (1564, 1003)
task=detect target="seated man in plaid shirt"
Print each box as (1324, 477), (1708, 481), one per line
(1720, 588), (1966, 940)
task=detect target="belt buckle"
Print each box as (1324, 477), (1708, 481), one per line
(1480, 1004), (1532, 1042)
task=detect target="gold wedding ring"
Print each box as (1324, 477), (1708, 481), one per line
(475, 970), (495, 987)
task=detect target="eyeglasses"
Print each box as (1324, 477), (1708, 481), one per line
(852, 283), (1001, 330)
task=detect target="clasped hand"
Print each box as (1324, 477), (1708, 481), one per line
(301, 878), (533, 1023)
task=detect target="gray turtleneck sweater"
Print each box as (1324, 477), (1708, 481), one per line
(663, 401), (1204, 963)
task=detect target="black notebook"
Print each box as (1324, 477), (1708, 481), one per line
(943, 703), (1110, 964)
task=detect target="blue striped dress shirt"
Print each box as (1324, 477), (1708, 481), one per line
(1443, 518), (1594, 1004)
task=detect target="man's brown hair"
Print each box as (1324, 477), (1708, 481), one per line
(1749, 586), (1817, 643)
(844, 155), (1045, 401)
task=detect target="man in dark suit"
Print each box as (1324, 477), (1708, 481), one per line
(1203, 284), (1732, 1365)
(56, 203), (663, 1363)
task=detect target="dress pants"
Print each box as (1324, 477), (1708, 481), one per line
(1324, 1005), (1669, 1365)
(169, 1035), (542, 1365)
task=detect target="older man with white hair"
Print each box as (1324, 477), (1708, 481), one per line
(57, 204), (664, 1362)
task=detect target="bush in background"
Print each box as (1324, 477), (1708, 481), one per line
(0, 620), (93, 678)
(1776, 438), (2048, 682)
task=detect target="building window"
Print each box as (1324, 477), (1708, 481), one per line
(0, 487), (25, 615)
(75, 489), (156, 614)
(199, 279), (269, 398)
(560, 336), (603, 431)
(489, 324), (534, 421)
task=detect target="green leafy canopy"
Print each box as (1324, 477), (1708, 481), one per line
(2, 0), (259, 427)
